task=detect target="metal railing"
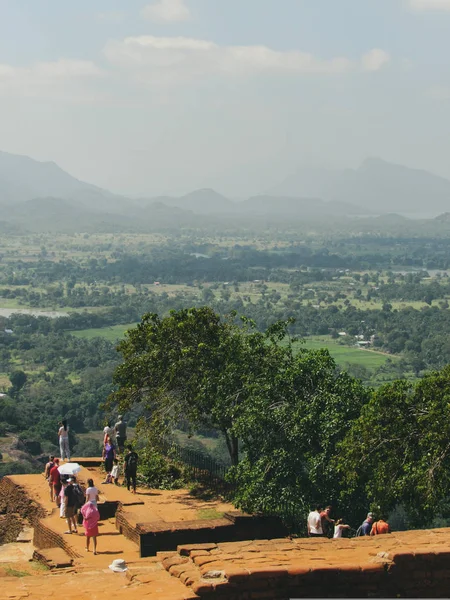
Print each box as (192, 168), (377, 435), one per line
(159, 439), (307, 534)
(160, 439), (233, 494)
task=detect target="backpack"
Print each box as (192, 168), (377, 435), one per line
(126, 452), (138, 471)
(73, 484), (85, 508)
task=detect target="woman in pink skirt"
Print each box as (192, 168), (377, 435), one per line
(80, 501), (100, 554)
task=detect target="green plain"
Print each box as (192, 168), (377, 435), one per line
(295, 336), (397, 370)
(69, 323), (138, 342)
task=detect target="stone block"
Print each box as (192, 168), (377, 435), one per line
(191, 581), (214, 595)
(169, 563), (192, 578)
(178, 543), (218, 556)
(180, 570), (198, 586)
(162, 555), (190, 570)
(248, 566), (288, 580)
(193, 555), (218, 567)
(225, 567), (250, 583)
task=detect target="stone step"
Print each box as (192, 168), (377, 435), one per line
(33, 547), (73, 569)
(16, 526), (34, 543)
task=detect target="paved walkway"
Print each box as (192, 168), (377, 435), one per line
(3, 466), (205, 599)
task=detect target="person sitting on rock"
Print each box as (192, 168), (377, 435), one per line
(333, 518), (351, 538)
(356, 512), (374, 536)
(371, 515), (391, 535)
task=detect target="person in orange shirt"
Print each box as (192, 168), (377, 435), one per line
(370, 516), (391, 535)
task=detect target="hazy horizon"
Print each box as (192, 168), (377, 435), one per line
(1, 0), (450, 196)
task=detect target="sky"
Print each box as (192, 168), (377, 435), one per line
(0, 0), (450, 196)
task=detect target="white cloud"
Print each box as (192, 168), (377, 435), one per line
(361, 49), (391, 72)
(141, 0), (190, 23)
(409, 0), (450, 11)
(103, 36), (390, 84)
(0, 59), (102, 99)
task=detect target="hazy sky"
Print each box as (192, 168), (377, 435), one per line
(1, 0), (450, 196)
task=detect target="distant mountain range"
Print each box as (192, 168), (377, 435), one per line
(0, 150), (128, 213)
(1, 151), (449, 232)
(269, 158), (450, 214)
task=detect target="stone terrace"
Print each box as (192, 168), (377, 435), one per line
(3, 461), (450, 598)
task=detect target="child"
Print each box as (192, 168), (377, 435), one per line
(111, 459), (120, 485)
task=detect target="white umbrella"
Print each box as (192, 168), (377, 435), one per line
(58, 462), (82, 476)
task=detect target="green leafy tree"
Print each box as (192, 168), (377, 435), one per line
(9, 370), (27, 394)
(109, 307), (295, 466)
(337, 366), (450, 526)
(230, 350), (368, 515)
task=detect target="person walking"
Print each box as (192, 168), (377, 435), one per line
(371, 516), (391, 535)
(58, 420), (70, 461)
(81, 500), (100, 554)
(44, 455), (55, 501)
(49, 459), (61, 507)
(124, 445), (138, 494)
(356, 512), (374, 536)
(60, 478), (68, 518)
(114, 416), (127, 454)
(64, 478), (78, 534)
(102, 436), (116, 482)
(307, 505), (323, 537)
(333, 518), (351, 538)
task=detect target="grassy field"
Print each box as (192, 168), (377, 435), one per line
(296, 336), (397, 370)
(70, 323), (138, 342)
(69, 325), (394, 373)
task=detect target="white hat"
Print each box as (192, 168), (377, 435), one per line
(109, 559), (128, 572)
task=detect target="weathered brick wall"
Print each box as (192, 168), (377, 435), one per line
(33, 518), (81, 559)
(0, 476), (47, 524)
(162, 536), (450, 599)
(138, 513), (289, 557)
(115, 504), (140, 546)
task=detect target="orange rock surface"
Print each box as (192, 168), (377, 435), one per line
(3, 464), (450, 598)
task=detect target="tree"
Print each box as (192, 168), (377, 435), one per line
(337, 366), (450, 526)
(9, 370), (27, 393)
(230, 350), (367, 515)
(109, 307), (295, 466)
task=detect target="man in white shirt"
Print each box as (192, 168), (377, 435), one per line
(307, 505), (324, 537)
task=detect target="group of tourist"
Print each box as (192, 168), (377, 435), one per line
(307, 505), (391, 538)
(101, 417), (139, 494)
(44, 456), (101, 553)
(42, 415), (139, 555)
(54, 415), (139, 494)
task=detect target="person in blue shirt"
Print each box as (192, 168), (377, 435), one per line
(357, 512), (374, 536)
